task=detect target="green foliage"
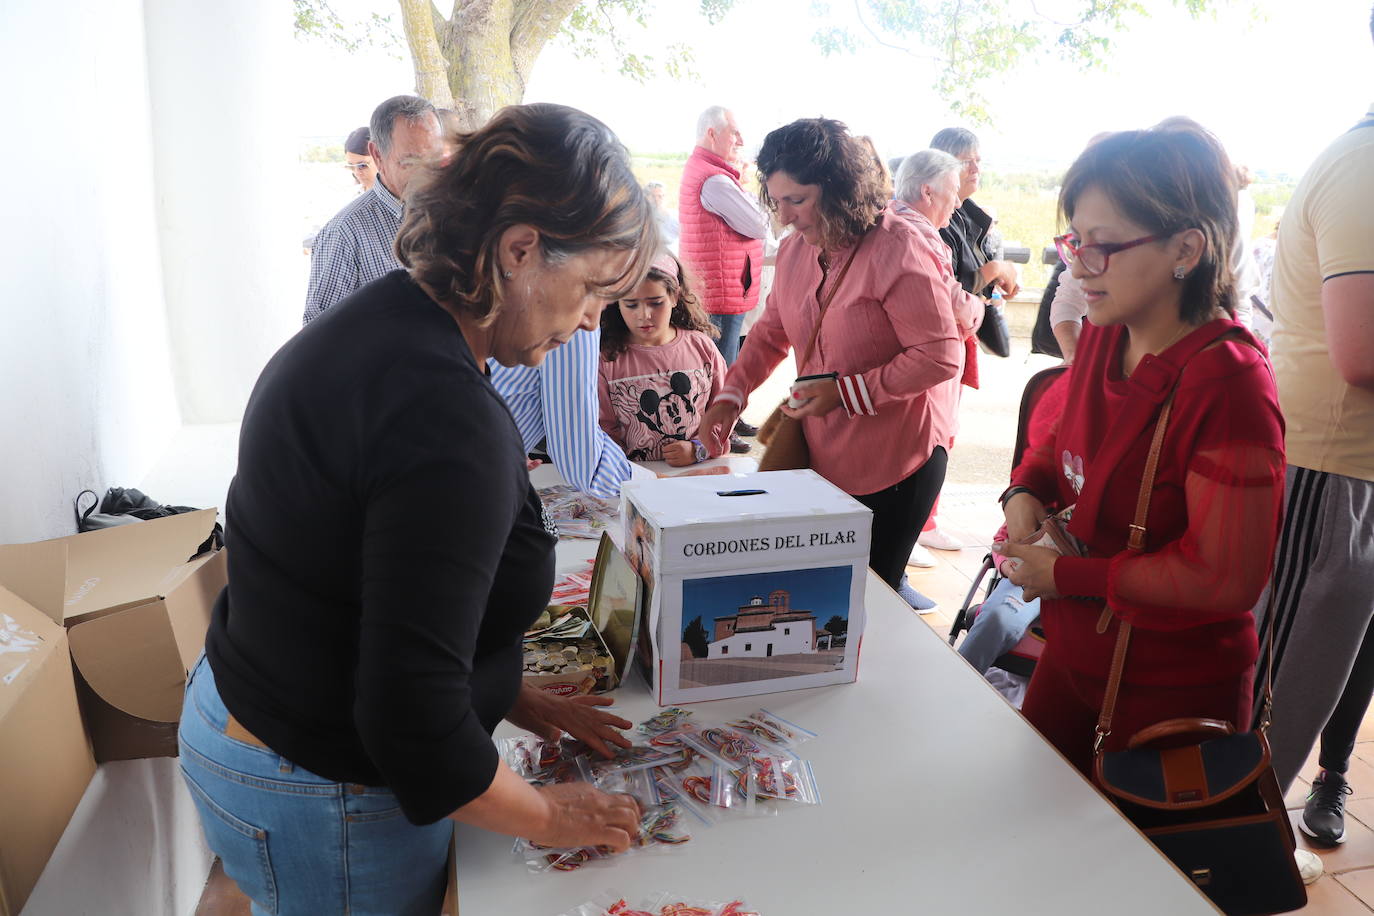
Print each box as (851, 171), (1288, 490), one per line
(814, 0), (1242, 124)
(823, 615), (848, 636)
(980, 171), (1063, 194)
(1251, 182), (1295, 219)
(292, 0), (400, 55)
(561, 0), (709, 83)
(300, 143), (346, 163)
(972, 169), (1070, 289)
(683, 616), (710, 658)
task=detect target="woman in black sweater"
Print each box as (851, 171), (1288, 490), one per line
(180, 104), (658, 915)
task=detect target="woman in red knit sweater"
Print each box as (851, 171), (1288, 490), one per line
(997, 121), (1285, 775)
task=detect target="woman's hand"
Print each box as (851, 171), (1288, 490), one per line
(980, 260), (1021, 299)
(1002, 491), (1048, 543)
(993, 542), (1062, 602)
(661, 440), (696, 467)
(530, 783), (641, 853)
(507, 684), (633, 758)
(701, 402), (740, 455)
(782, 378), (842, 419)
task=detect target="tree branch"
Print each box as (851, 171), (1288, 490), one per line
(851, 0), (942, 61)
(398, 0), (455, 107)
(510, 0), (583, 77)
(429, 0), (449, 41)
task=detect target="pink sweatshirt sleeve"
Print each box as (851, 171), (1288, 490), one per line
(596, 360), (624, 447)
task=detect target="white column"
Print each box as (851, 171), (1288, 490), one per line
(0, 0), (180, 542)
(143, 0), (300, 423)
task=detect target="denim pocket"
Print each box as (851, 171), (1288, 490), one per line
(346, 802), (405, 824)
(181, 766), (279, 915)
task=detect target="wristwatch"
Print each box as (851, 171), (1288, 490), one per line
(690, 438), (708, 463)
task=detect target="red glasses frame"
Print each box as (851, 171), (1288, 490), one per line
(1054, 233), (1170, 276)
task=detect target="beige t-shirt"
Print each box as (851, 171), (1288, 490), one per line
(1271, 105), (1374, 482)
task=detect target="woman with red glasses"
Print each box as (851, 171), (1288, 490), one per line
(995, 120), (1285, 775)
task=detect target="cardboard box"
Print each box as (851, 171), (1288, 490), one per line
(0, 510), (226, 762)
(522, 534), (642, 696)
(622, 470), (871, 705)
(0, 585), (97, 916)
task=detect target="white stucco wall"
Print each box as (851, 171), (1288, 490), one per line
(0, 0), (180, 543)
(0, 0), (299, 545)
(708, 622), (815, 659)
(143, 0), (300, 425)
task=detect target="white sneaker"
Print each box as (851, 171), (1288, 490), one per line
(918, 526), (964, 551)
(909, 544), (938, 568)
(1295, 848), (1323, 885)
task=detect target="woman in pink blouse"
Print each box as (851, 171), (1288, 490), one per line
(702, 118), (963, 588)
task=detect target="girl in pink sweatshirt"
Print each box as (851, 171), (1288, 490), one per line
(598, 252), (727, 466)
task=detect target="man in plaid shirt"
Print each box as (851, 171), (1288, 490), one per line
(302, 95), (444, 324)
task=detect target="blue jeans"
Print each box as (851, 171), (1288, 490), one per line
(709, 312), (745, 366)
(178, 656), (451, 916)
(957, 576), (1041, 674)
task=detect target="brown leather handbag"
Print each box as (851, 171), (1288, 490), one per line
(1090, 392), (1305, 916)
(756, 235), (866, 472)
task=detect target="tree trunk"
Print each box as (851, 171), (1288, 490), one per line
(398, 0), (455, 109)
(421, 0), (582, 131)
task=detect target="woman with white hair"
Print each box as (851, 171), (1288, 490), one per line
(644, 180), (680, 251)
(886, 150), (987, 600)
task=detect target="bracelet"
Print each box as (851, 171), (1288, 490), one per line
(999, 485), (1035, 509)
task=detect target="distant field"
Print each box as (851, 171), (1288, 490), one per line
(973, 185), (1061, 291)
(298, 146), (1291, 297)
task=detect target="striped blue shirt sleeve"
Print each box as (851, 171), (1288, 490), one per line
(538, 329), (633, 498)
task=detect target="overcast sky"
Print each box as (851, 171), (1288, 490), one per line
(294, 0), (1373, 177)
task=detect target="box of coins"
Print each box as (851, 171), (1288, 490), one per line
(522, 604), (619, 696)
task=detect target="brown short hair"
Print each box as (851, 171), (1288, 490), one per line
(1059, 119), (1238, 324)
(395, 103), (658, 325)
(600, 255), (717, 360)
(756, 118), (885, 250)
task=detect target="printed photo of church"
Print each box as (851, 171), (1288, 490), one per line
(678, 565), (852, 689)
(706, 589), (834, 659)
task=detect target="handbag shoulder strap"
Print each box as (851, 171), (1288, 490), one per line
(1093, 389), (1175, 754)
(798, 230), (867, 367)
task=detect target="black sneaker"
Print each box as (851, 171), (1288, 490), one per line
(729, 434), (752, 454)
(734, 419), (760, 437)
(1302, 769), (1352, 846)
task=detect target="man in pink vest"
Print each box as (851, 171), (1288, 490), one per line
(679, 106), (768, 451)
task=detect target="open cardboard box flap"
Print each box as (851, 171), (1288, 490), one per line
(67, 548), (226, 724)
(68, 600), (188, 723)
(0, 508), (217, 627)
(0, 586), (65, 716)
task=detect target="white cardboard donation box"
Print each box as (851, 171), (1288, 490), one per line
(622, 470), (871, 705)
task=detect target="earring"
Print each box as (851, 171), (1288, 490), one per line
(503, 270), (513, 279)
(1173, 266), (1186, 280)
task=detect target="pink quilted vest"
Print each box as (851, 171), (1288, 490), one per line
(678, 147), (764, 316)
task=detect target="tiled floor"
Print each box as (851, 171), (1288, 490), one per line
(910, 536), (1374, 914)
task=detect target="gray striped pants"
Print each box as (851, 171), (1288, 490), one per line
(1254, 465), (1374, 793)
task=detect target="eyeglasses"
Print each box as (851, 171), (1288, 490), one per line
(1054, 232), (1170, 276)
(343, 162), (373, 172)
